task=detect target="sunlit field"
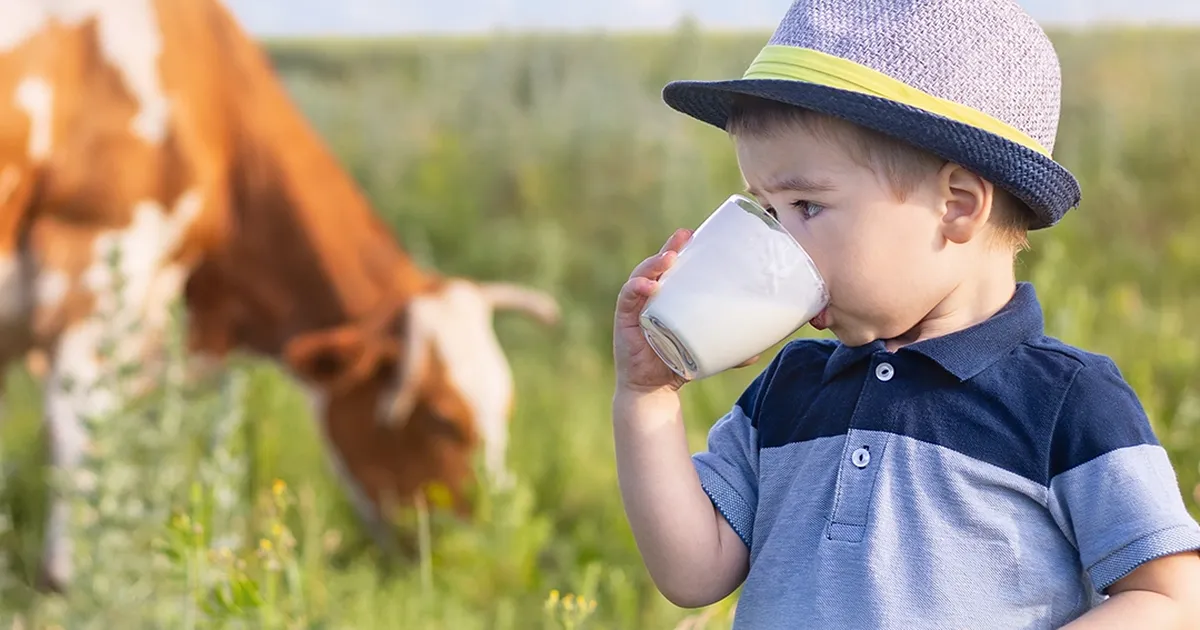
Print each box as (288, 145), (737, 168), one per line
(0, 25), (1197, 629)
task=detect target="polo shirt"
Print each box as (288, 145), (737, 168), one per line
(693, 282), (1200, 629)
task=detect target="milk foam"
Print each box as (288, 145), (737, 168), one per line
(640, 196), (827, 380)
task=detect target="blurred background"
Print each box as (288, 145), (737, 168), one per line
(1, 0), (1198, 628)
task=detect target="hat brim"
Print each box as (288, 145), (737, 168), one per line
(662, 78), (1080, 230)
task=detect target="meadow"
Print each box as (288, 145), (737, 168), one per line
(0, 23), (1198, 629)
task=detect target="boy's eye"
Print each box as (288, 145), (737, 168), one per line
(791, 200), (825, 219)
(764, 206), (778, 219)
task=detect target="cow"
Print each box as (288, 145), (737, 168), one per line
(0, 0), (560, 593)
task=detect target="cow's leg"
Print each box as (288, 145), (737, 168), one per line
(1, 86), (54, 578)
(0, 167), (46, 582)
(34, 191), (204, 593)
(37, 317), (108, 593)
(36, 277), (186, 592)
(35, 244), (125, 593)
(0, 165), (37, 405)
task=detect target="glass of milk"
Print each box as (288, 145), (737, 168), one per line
(639, 194), (829, 381)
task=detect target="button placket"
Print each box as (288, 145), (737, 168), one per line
(827, 354), (895, 543)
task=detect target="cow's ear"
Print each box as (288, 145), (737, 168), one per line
(284, 325), (377, 390)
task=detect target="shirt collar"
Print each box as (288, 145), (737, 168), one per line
(821, 282), (1045, 384)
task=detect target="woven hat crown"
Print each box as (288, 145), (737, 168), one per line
(767, 0), (1063, 154)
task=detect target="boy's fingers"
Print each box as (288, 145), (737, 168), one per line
(617, 228), (689, 319)
(657, 228), (692, 256)
(628, 250), (676, 281)
(616, 277), (657, 314)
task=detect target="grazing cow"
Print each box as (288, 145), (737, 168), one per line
(0, 0), (560, 593)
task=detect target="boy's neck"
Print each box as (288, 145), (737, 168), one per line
(883, 256), (1018, 353)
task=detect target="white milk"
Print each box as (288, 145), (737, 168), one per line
(640, 195), (828, 380)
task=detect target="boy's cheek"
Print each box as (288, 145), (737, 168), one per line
(785, 223), (832, 267)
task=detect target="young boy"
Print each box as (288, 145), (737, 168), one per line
(611, 1), (1200, 628)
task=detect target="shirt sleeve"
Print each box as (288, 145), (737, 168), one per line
(1046, 356), (1200, 594)
(691, 348), (786, 550)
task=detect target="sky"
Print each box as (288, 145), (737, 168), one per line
(221, 0), (1200, 36)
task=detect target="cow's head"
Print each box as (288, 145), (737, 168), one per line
(282, 278), (560, 524)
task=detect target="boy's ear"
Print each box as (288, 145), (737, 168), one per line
(284, 324), (397, 392)
(938, 162), (994, 245)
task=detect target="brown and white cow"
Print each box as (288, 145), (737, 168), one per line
(0, 0), (560, 592)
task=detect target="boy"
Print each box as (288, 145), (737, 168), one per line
(611, 1), (1200, 628)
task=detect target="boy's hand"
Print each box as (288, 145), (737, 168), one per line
(613, 228), (763, 394)
(613, 228), (693, 394)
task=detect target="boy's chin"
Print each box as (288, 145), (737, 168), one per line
(824, 322), (882, 349)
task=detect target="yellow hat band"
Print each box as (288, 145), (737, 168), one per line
(741, 45), (1051, 158)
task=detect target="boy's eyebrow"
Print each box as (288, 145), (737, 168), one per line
(745, 175), (838, 197)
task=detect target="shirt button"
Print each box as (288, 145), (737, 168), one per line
(875, 362), (895, 382)
(852, 446), (871, 468)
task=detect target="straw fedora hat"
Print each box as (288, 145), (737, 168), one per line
(662, 0), (1081, 229)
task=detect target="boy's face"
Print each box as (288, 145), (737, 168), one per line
(734, 122), (964, 347)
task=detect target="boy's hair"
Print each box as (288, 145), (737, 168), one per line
(725, 94), (1033, 252)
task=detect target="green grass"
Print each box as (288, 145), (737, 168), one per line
(0, 25), (1198, 628)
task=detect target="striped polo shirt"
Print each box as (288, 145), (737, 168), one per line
(693, 282), (1200, 629)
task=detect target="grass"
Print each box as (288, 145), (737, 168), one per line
(0, 24), (1197, 628)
